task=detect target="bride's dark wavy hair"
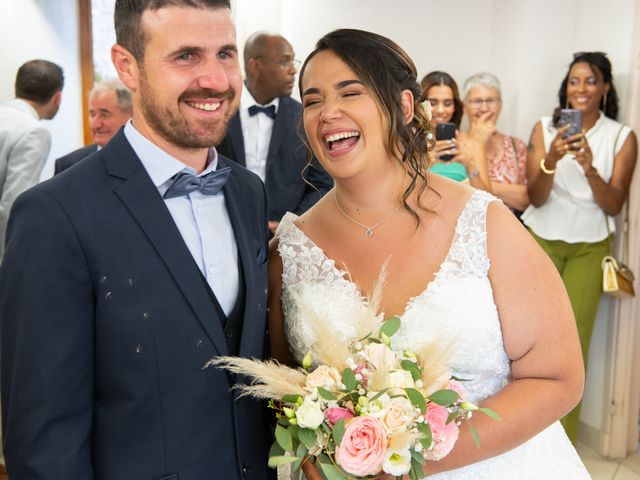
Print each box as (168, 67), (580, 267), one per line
(552, 51), (619, 126)
(297, 28), (435, 225)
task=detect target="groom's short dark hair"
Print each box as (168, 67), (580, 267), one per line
(114, 0), (231, 61)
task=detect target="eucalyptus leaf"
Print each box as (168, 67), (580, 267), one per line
(269, 440), (284, 458)
(317, 386), (337, 400)
(268, 455), (300, 468)
(470, 423), (481, 448)
(380, 315), (401, 338)
(409, 460), (421, 480)
(428, 389), (459, 406)
(275, 424), (294, 452)
(342, 368), (357, 391)
(282, 394), (303, 404)
(293, 443), (307, 471)
(298, 428), (317, 449)
(318, 461), (348, 480)
(410, 449), (426, 465)
(368, 388), (389, 402)
(405, 387), (427, 414)
(417, 422), (432, 449)
(479, 407), (502, 421)
(400, 360), (421, 381)
(332, 418), (345, 446)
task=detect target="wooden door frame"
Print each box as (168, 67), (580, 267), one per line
(78, 0), (94, 145)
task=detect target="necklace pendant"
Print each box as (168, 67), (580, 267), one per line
(365, 228), (374, 238)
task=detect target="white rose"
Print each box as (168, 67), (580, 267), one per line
(382, 449), (412, 476)
(362, 343), (398, 371)
(387, 370), (415, 394)
(295, 398), (325, 429)
(379, 397), (415, 433)
(305, 365), (343, 391)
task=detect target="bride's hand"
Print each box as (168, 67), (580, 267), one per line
(301, 461), (323, 479)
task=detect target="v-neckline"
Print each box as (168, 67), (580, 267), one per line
(285, 190), (480, 319)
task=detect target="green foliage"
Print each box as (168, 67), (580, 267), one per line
(268, 455), (300, 467)
(332, 418), (345, 446)
(479, 407), (502, 421)
(269, 440), (284, 458)
(469, 423), (481, 448)
(275, 424), (293, 452)
(298, 428), (317, 449)
(380, 315), (401, 338)
(400, 359), (421, 381)
(417, 422), (432, 450)
(317, 460), (348, 480)
(281, 394), (303, 404)
(405, 388), (427, 414)
(428, 389), (459, 406)
(317, 386), (337, 400)
(341, 368), (357, 391)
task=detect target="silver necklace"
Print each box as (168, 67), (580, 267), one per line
(334, 192), (402, 238)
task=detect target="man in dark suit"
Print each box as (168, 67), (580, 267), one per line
(54, 78), (132, 174)
(218, 32), (332, 235)
(0, 1), (271, 479)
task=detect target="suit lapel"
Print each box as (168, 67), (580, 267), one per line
(105, 132), (230, 356)
(219, 157), (260, 355)
(267, 97), (289, 174)
(227, 114), (246, 167)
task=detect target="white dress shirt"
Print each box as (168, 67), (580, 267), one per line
(522, 114), (631, 242)
(124, 121), (239, 315)
(239, 87), (279, 182)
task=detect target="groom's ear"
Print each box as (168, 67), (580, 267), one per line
(400, 89), (414, 125)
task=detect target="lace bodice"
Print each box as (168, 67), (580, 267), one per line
(276, 189), (590, 479)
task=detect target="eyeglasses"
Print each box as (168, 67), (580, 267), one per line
(466, 97), (500, 109)
(573, 51), (607, 59)
(258, 57), (301, 69)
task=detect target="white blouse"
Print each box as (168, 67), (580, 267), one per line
(521, 113), (631, 243)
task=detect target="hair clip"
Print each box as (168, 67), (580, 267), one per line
(420, 100), (432, 122)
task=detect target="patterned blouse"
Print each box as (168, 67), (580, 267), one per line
(487, 133), (528, 185)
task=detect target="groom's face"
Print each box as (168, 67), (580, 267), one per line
(123, 6), (242, 151)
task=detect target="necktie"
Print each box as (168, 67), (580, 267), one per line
(163, 166), (231, 199)
(248, 104), (276, 119)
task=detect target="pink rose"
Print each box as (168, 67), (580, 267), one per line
(447, 380), (467, 400)
(335, 416), (387, 476)
(325, 407), (355, 426)
(423, 403), (459, 461)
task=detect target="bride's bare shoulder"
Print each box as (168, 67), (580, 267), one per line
(424, 173), (476, 220)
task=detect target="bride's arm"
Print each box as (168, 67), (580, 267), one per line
(420, 201), (584, 476)
(268, 238), (296, 366)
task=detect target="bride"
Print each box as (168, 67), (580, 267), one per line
(268, 29), (590, 479)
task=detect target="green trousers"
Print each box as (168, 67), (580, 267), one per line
(529, 230), (610, 444)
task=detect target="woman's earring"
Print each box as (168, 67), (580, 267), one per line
(602, 93), (608, 112)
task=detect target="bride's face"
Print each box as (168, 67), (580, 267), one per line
(300, 50), (389, 180)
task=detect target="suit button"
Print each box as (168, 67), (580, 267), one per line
(242, 465), (249, 479)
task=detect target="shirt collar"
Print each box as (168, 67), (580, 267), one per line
(241, 84), (280, 113)
(124, 120), (219, 189)
(9, 99), (40, 120)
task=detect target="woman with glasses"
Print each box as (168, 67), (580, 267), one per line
(421, 71), (492, 192)
(521, 52), (637, 444)
(463, 73), (529, 215)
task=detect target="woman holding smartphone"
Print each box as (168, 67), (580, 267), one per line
(522, 51), (637, 444)
(421, 71), (491, 191)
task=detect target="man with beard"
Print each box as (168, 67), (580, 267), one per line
(0, 1), (271, 479)
(218, 32), (332, 235)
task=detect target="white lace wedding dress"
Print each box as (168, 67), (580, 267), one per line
(275, 190), (591, 479)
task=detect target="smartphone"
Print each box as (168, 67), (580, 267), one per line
(558, 109), (583, 139)
(435, 122), (457, 161)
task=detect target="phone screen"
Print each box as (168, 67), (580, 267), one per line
(558, 109), (583, 139)
(435, 123), (456, 161)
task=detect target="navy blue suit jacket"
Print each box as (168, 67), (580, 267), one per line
(0, 130), (271, 480)
(54, 143), (98, 175)
(218, 96), (332, 221)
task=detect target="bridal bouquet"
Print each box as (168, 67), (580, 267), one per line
(209, 308), (499, 480)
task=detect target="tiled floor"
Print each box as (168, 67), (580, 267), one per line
(577, 443), (640, 480)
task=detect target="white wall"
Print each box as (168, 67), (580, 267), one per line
(0, 0), (82, 180)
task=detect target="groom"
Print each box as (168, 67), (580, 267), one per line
(0, 1), (271, 479)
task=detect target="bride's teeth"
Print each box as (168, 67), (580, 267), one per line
(325, 131), (360, 142)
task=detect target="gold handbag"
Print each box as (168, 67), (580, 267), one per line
(602, 255), (635, 298)
(601, 124), (635, 299)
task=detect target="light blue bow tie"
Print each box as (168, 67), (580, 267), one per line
(163, 166), (231, 199)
